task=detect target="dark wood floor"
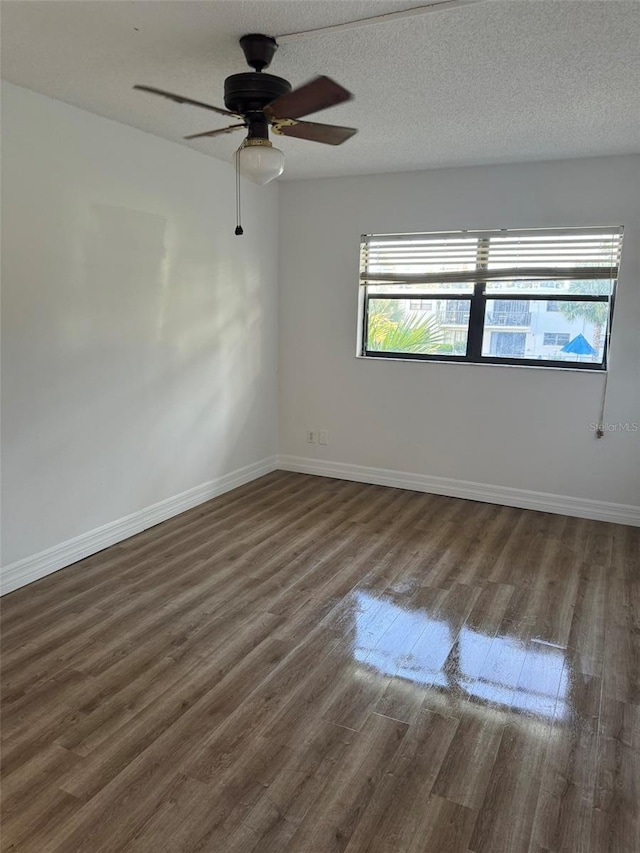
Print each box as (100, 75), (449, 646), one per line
(1, 471), (638, 852)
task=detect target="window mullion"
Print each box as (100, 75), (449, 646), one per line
(467, 237), (489, 360)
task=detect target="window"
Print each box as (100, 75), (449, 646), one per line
(409, 299), (433, 312)
(486, 300), (531, 327)
(543, 333), (571, 347)
(489, 332), (526, 357)
(359, 227), (623, 369)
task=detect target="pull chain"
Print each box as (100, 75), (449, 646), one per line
(234, 146), (243, 236)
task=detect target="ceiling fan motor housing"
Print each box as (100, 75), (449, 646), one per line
(224, 72), (291, 114)
(226, 33), (291, 122)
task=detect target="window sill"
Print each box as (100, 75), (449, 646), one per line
(356, 353), (608, 373)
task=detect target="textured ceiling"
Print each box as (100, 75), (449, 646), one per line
(2, 0), (640, 180)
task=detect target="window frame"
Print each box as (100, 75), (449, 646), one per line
(360, 229), (620, 371)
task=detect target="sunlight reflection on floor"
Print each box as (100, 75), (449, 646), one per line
(354, 591), (568, 722)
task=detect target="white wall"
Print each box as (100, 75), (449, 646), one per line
(278, 157), (640, 516)
(1, 82), (279, 572)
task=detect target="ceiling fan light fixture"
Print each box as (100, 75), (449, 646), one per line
(237, 138), (284, 185)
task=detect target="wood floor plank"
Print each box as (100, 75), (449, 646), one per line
(591, 698), (640, 853)
(1, 471), (638, 853)
(284, 711), (409, 852)
(406, 794), (477, 853)
(342, 709), (459, 852)
(432, 716), (503, 810)
(207, 721), (357, 852)
(468, 720), (552, 853)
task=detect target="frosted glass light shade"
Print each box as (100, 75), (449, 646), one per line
(237, 140), (284, 185)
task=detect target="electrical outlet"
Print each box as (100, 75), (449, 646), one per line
(306, 429), (317, 443)
(319, 429), (329, 445)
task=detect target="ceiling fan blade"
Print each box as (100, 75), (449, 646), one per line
(272, 120), (357, 145)
(134, 85), (241, 119)
(265, 76), (352, 120)
(184, 125), (246, 140)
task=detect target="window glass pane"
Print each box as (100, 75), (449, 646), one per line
(482, 299), (607, 363)
(485, 279), (613, 296)
(367, 282), (474, 295)
(367, 298), (469, 356)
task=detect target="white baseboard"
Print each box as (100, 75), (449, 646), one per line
(0, 456), (278, 596)
(4, 452), (636, 596)
(277, 454), (640, 528)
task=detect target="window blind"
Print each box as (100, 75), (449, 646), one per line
(360, 227), (624, 286)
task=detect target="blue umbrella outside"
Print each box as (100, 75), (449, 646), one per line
(560, 333), (597, 356)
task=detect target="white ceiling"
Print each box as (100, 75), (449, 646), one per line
(2, 0), (640, 180)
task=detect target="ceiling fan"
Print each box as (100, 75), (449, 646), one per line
(134, 33), (357, 186)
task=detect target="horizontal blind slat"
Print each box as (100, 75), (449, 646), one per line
(360, 266), (618, 284)
(361, 226), (623, 244)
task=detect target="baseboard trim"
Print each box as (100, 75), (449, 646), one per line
(4, 452), (636, 596)
(277, 454), (640, 528)
(1, 456), (278, 596)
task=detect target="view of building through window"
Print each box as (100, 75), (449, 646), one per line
(366, 289), (609, 363)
